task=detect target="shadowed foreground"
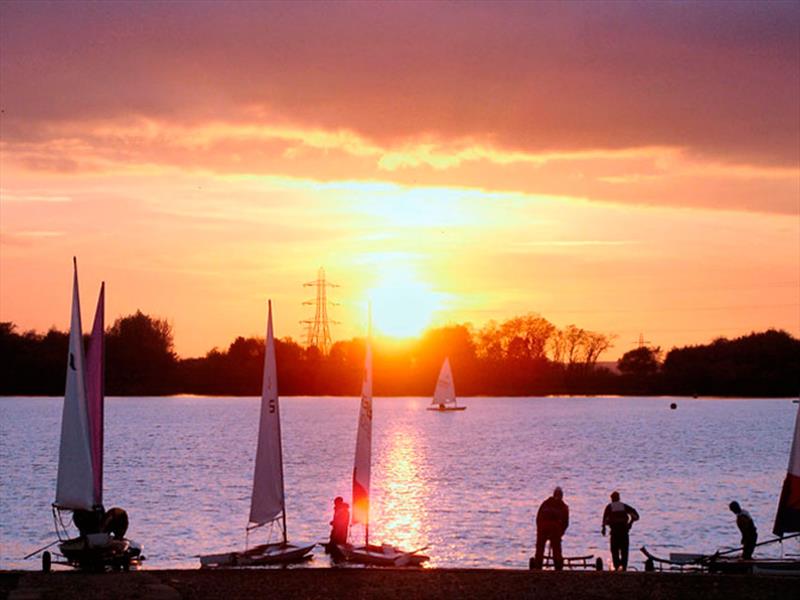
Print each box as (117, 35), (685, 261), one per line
(1, 569), (798, 600)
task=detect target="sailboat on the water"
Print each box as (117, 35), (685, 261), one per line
(427, 357), (466, 412)
(36, 259), (143, 572)
(200, 301), (315, 568)
(337, 330), (430, 567)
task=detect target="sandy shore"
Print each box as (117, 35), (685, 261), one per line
(1, 568), (798, 600)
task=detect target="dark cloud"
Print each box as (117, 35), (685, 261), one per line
(1, 1), (798, 167)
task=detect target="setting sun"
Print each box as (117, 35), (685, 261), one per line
(369, 268), (444, 339)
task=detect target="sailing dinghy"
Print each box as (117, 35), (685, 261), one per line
(427, 358), (466, 412)
(200, 301), (315, 568)
(39, 259), (143, 572)
(337, 337), (430, 567)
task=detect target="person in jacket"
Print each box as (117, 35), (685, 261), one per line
(729, 501), (757, 560)
(532, 487), (569, 570)
(602, 491), (640, 571)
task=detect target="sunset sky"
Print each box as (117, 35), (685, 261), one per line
(1, 1), (798, 359)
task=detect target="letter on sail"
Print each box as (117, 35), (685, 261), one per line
(55, 261), (95, 510)
(352, 343), (373, 526)
(773, 403), (800, 536)
(249, 301), (285, 527)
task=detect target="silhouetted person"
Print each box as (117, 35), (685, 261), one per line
(328, 497), (350, 548)
(602, 491), (639, 571)
(729, 501), (757, 560)
(72, 507), (104, 537)
(100, 507), (129, 539)
(532, 487), (569, 570)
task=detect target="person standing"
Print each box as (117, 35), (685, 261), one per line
(729, 501), (758, 560)
(328, 497), (350, 548)
(532, 487), (569, 570)
(602, 491), (640, 571)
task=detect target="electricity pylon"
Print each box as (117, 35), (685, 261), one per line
(300, 267), (339, 355)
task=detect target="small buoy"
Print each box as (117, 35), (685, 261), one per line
(670, 402), (677, 410)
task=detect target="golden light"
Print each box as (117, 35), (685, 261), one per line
(377, 428), (428, 558)
(369, 268), (444, 339)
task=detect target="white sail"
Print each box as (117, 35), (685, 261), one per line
(55, 261), (95, 510)
(248, 300), (285, 528)
(432, 358), (456, 406)
(351, 342), (372, 526)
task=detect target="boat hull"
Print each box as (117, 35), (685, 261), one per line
(338, 543), (429, 567)
(199, 542), (315, 568)
(709, 558), (800, 575)
(55, 534), (143, 571)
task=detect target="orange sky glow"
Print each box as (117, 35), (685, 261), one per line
(1, 1), (798, 360)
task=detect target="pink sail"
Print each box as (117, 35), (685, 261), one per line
(86, 282), (105, 508)
(773, 403), (800, 536)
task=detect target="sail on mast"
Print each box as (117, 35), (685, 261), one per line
(55, 259), (95, 511)
(248, 300), (286, 531)
(351, 341), (373, 536)
(773, 403), (800, 536)
(86, 282), (105, 508)
(432, 358), (456, 406)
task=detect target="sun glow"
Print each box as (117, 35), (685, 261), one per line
(369, 269), (444, 339)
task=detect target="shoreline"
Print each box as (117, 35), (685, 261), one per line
(2, 569), (798, 600)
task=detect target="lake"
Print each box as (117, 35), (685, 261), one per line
(1, 396), (797, 570)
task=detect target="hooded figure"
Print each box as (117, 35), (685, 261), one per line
(532, 487), (569, 570)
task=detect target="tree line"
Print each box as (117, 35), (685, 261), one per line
(1, 312), (797, 397)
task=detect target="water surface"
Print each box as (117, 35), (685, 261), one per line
(1, 396), (797, 570)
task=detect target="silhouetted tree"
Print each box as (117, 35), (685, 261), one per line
(106, 311), (178, 395)
(617, 346), (662, 394)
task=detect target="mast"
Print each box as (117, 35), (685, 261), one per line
(274, 301), (288, 546)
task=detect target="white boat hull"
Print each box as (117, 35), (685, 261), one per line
(338, 543), (429, 567)
(199, 541), (315, 568)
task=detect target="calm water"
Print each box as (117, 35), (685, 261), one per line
(1, 396), (798, 571)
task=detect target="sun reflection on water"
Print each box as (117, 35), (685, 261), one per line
(373, 426), (431, 563)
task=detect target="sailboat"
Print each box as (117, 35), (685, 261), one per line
(39, 259), (143, 572)
(427, 357), (466, 412)
(199, 301), (315, 568)
(337, 334), (430, 566)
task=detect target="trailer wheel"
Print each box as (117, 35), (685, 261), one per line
(122, 556), (131, 572)
(595, 557), (603, 571)
(42, 551), (51, 573)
